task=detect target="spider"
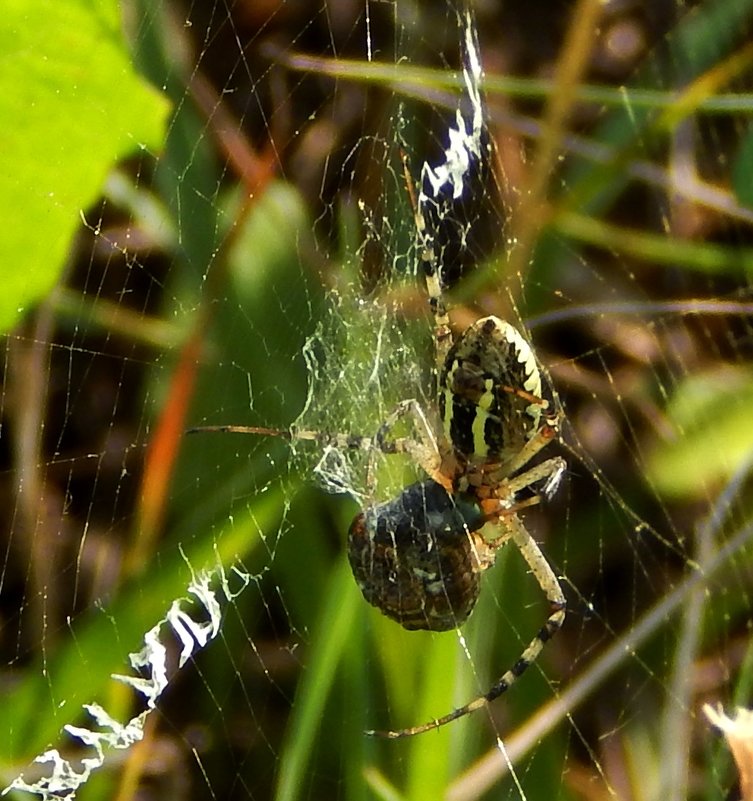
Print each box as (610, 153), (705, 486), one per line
(190, 258), (566, 738)
(190, 13), (566, 738)
(347, 316), (566, 737)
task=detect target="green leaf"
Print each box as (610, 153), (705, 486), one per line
(0, 0), (170, 333)
(275, 558), (361, 801)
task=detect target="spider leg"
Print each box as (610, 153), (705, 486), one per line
(190, 401), (452, 489)
(474, 456), (566, 514)
(422, 245), (453, 376)
(370, 515), (565, 739)
(366, 399), (450, 490)
(186, 424), (376, 452)
(502, 414), (560, 477)
(401, 151), (452, 375)
(374, 399), (437, 454)
(503, 456), (567, 500)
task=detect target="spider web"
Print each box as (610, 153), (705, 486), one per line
(3, 1), (753, 799)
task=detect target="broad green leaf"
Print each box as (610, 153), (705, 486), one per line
(0, 0), (170, 333)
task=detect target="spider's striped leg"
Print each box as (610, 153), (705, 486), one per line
(186, 424), (375, 453)
(471, 456), (566, 535)
(420, 241), (453, 375)
(366, 398), (449, 491)
(401, 151), (453, 375)
(188, 401), (449, 488)
(502, 413), (561, 478)
(371, 515), (566, 739)
(502, 456), (567, 501)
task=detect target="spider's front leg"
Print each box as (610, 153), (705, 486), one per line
(367, 398), (452, 491)
(504, 455), (567, 501)
(502, 410), (566, 502)
(503, 411), (561, 476)
(473, 413), (566, 512)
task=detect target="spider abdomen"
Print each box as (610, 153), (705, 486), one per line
(440, 316), (544, 463)
(347, 480), (488, 631)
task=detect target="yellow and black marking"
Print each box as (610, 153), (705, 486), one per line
(439, 316), (544, 463)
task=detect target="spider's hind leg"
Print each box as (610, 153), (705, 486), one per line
(372, 513), (566, 739)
